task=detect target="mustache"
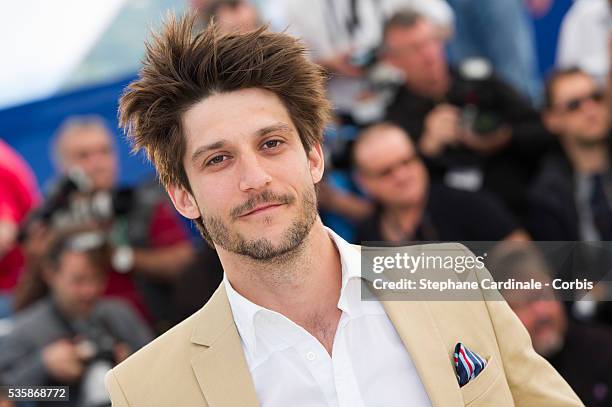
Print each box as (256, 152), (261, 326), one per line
(230, 190), (295, 219)
(533, 315), (557, 333)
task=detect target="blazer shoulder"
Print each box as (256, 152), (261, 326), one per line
(108, 283), (231, 385)
(111, 308), (201, 377)
(105, 284), (242, 407)
(105, 308), (210, 406)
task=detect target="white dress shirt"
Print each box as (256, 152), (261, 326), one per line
(224, 227), (431, 407)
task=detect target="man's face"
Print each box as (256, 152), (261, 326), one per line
(170, 88), (324, 260)
(546, 73), (610, 144)
(46, 251), (106, 318)
(355, 127), (428, 208)
(190, 0), (209, 11)
(383, 20), (448, 96)
(507, 294), (567, 357)
(58, 126), (118, 191)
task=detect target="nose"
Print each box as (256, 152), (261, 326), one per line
(238, 153), (272, 192)
(421, 39), (441, 63)
(83, 151), (105, 173)
(391, 162), (411, 183)
(531, 300), (553, 319)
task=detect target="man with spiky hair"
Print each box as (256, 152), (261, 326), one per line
(105, 13), (582, 407)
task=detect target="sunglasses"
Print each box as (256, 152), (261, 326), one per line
(557, 90), (605, 112)
(361, 155), (419, 179)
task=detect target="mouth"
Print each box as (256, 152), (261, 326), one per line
(239, 203), (284, 217)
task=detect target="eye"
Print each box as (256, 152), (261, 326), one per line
(206, 154), (229, 166)
(262, 139), (283, 149)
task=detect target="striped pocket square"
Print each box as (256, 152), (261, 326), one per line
(454, 343), (487, 387)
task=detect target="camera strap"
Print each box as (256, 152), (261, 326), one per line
(347, 0), (360, 38)
(49, 298), (79, 338)
(324, 0), (385, 48)
(49, 298), (118, 343)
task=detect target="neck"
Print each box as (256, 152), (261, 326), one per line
(51, 295), (88, 321)
(382, 199), (427, 241)
(564, 138), (609, 174)
(219, 220), (342, 334)
(406, 68), (450, 100)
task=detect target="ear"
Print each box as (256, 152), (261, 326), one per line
(307, 142), (325, 184)
(166, 184), (201, 220)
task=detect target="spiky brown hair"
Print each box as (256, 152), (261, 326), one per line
(118, 13), (331, 241)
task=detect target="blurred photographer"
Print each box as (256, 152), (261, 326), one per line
(196, 0), (260, 34)
(382, 10), (554, 220)
(281, 0), (453, 125)
(529, 68), (612, 242)
(351, 123), (528, 243)
(0, 233), (152, 407)
(19, 116), (195, 331)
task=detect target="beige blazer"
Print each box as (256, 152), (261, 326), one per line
(106, 243), (583, 406)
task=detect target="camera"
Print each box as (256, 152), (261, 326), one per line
(73, 317), (118, 407)
(447, 58), (504, 136)
(19, 169), (136, 241)
(349, 47), (378, 70)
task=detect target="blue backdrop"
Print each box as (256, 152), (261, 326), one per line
(533, 0), (573, 78)
(0, 74), (154, 191)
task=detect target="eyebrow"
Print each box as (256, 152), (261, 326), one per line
(190, 122), (293, 164)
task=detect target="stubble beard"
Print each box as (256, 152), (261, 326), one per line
(204, 185), (318, 263)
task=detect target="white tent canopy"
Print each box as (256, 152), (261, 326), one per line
(0, 0), (127, 109)
(0, 0), (187, 110)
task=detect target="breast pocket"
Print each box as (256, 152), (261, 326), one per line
(460, 354), (509, 406)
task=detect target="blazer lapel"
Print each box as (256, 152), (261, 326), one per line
(190, 283), (260, 407)
(382, 300), (463, 406)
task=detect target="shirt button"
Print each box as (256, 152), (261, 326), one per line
(306, 351), (317, 361)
